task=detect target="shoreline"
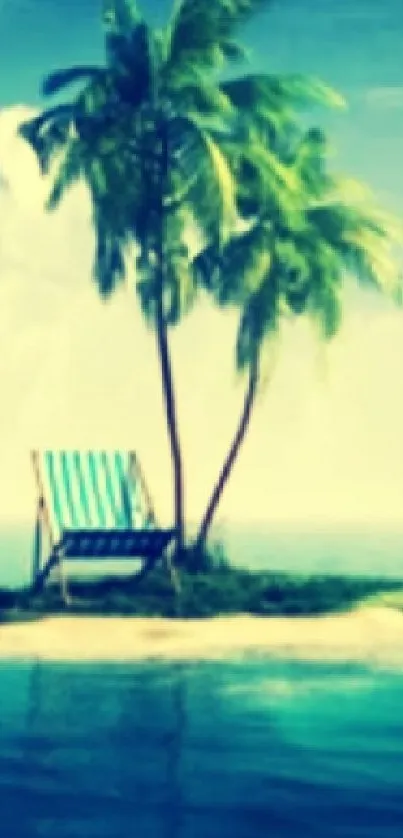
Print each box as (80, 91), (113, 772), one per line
(0, 606), (403, 663)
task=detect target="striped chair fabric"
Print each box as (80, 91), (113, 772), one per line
(40, 450), (150, 537)
(35, 450), (174, 560)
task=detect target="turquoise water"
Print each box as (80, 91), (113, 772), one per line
(1, 526), (403, 835)
(223, 523), (403, 578)
(1, 522), (403, 589)
(1, 657), (403, 837)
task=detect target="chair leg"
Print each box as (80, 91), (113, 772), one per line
(32, 514), (42, 591)
(57, 549), (71, 607)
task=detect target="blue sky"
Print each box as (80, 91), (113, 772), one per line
(1, 0), (403, 528)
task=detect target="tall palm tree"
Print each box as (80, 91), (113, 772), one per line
(193, 127), (402, 555)
(19, 0), (342, 559)
(18, 0), (264, 554)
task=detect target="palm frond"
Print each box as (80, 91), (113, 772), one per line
(46, 139), (83, 210)
(293, 127), (331, 196)
(42, 66), (105, 97)
(163, 255), (198, 324)
(19, 105), (75, 173)
(93, 211), (128, 296)
(102, 1), (156, 106)
(222, 74), (344, 124)
(281, 75), (346, 110)
(102, 0), (142, 37)
(309, 197), (403, 296)
(168, 71), (234, 119)
(109, 24), (155, 106)
(239, 142), (301, 213)
(212, 222), (273, 305)
(221, 75), (297, 146)
(175, 114), (238, 243)
(309, 270), (343, 339)
(166, 0), (270, 74)
(192, 240), (222, 291)
(236, 281), (279, 370)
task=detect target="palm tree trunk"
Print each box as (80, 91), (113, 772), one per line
(155, 121), (185, 556)
(194, 357), (260, 554)
(155, 298), (185, 554)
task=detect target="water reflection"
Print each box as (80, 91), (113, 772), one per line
(0, 658), (403, 836)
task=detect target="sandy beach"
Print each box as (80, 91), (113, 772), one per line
(0, 606), (403, 663)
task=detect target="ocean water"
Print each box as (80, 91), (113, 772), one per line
(224, 523), (403, 578)
(1, 656), (403, 837)
(1, 521), (403, 589)
(1, 527), (403, 836)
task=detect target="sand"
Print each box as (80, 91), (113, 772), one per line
(0, 606), (403, 663)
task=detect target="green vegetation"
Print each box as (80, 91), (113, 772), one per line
(1, 554), (403, 622)
(363, 590), (403, 611)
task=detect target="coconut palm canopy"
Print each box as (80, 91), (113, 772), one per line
(19, 0), (343, 322)
(196, 126), (402, 372)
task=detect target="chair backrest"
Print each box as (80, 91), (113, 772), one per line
(33, 450), (154, 542)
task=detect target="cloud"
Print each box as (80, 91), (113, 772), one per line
(365, 86), (403, 110)
(1, 105), (403, 536)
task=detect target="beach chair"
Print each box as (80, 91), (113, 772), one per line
(31, 450), (176, 598)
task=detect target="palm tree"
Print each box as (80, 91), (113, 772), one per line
(19, 0), (343, 560)
(193, 127), (402, 555)
(18, 0), (265, 554)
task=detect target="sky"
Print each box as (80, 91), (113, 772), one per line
(1, 0), (403, 528)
